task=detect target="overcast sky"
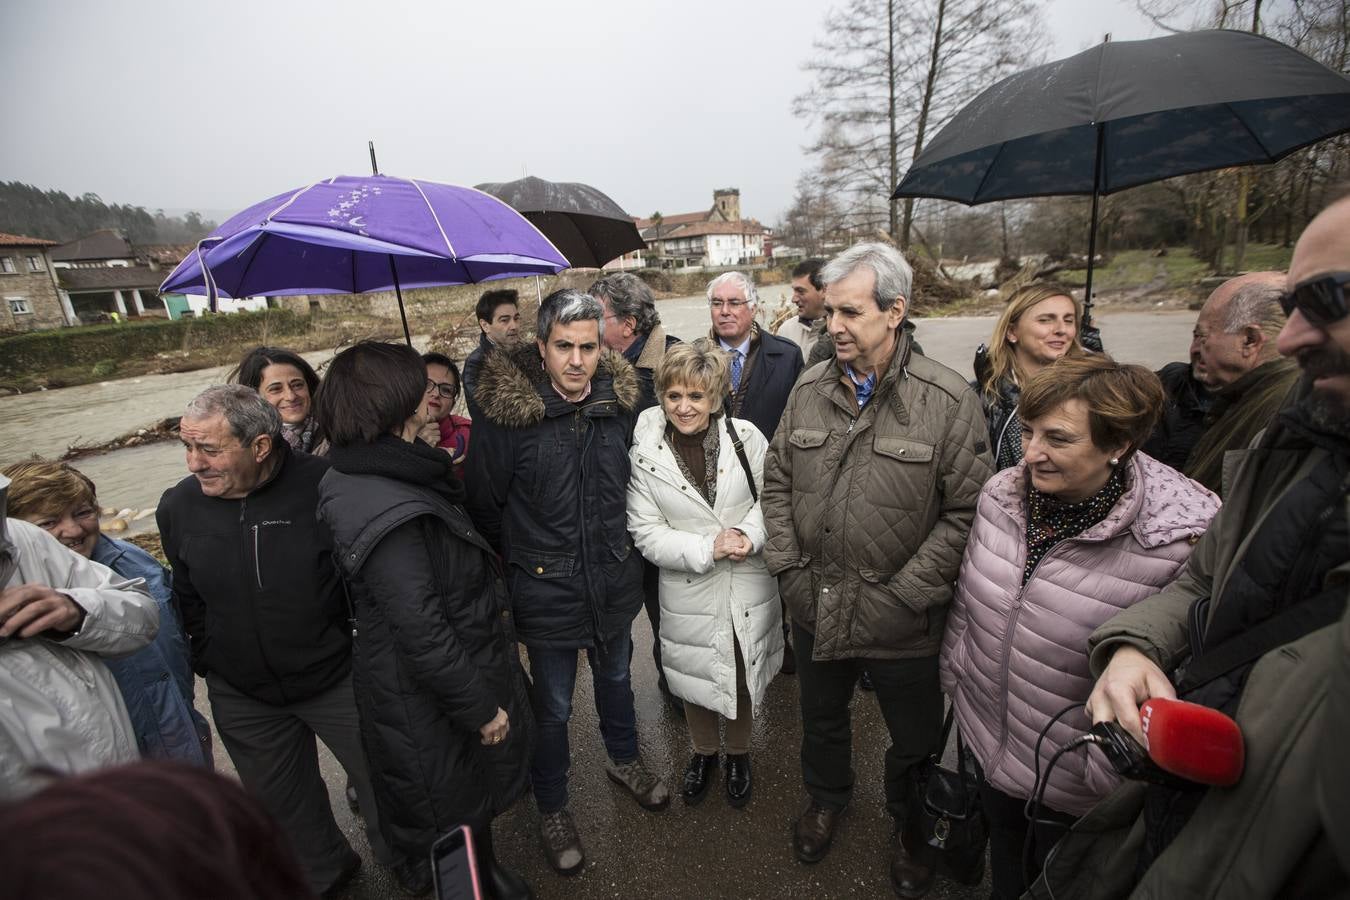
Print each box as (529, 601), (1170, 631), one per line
(1, 0), (1167, 227)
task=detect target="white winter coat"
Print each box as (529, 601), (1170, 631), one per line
(627, 407), (783, 719)
(0, 518), (159, 800)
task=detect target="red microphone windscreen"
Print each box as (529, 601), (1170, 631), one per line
(1141, 698), (1245, 787)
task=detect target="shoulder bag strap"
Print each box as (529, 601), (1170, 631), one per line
(724, 414), (758, 503)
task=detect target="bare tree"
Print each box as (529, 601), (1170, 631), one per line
(793, 0), (1044, 249)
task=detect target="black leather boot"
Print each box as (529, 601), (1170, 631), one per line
(725, 754), (752, 808)
(681, 752), (718, 805)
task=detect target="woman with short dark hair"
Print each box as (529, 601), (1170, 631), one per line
(233, 346), (327, 454)
(313, 341), (534, 899)
(940, 353), (1220, 899)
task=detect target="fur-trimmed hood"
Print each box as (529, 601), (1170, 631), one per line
(474, 342), (641, 428)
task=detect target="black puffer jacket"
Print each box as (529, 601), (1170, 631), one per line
(157, 442), (351, 706)
(465, 345), (644, 649)
(1142, 361), (1212, 471)
(317, 438), (533, 856)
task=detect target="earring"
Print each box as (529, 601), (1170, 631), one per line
(1109, 457), (1119, 467)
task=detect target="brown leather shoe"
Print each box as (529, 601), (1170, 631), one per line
(889, 829), (935, 899)
(793, 799), (841, 863)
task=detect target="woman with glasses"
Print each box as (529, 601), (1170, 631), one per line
(418, 352), (472, 480)
(233, 346), (328, 456)
(315, 340), (534, 899)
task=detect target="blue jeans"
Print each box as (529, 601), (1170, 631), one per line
(526, 630), (639, 814)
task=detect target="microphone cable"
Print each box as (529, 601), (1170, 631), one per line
(1021, 703), (1098, 888)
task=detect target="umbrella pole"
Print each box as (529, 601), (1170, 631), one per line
(535, 275), (542, 304)
(388, 255), (413, 346)
(1083, 125), (1104, 326)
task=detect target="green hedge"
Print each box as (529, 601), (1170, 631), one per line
(0, 309), (311, 378)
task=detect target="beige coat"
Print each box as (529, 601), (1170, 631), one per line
(761, 333), (992, 660)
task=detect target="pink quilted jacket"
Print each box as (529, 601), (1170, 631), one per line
(938, 453), (1219, 816)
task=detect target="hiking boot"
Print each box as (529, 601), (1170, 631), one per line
(606, 756), (671, 811)
(538, 809), (584, 876)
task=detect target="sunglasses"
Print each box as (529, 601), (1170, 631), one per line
(1280, 272), (1350, 328)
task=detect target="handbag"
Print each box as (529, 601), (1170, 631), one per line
(917, 705), (988, 885)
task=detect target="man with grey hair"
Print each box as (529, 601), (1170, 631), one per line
(589, 272), (686, 707)
(762, 242), (992, 896)
(467, 288), (668, 877)
(1144, 272), (1299, 493)
(707, 271), (804, 440)
(157, 384), (395, 897)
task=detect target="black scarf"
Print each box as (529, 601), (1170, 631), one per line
(328, 434), (465, 504)
(1023, 465), (1129, 584)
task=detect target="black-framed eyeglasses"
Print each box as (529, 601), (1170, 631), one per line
(1280, 272), (1350, 328)
(426, 379), (458, 400)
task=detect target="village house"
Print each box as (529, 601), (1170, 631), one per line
(0, 232), (70, 332)
(631, 189), (769, 270)
(50, 229), (175, 322)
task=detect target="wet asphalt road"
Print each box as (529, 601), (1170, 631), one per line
(198, 608), (988, 900)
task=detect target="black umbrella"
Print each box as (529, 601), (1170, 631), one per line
(475, 176), (646, 269)
(893, 29), (1350, 325)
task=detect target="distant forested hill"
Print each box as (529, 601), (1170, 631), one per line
(0, 181), (217, 244)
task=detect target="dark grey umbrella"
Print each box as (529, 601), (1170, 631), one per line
(892, 29), (1350, 324)
(476, 176), (646, 269)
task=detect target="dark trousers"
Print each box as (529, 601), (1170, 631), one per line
(526, 629), (639, 814)
(793, 622), (942, 821)
(640, 559), (666, 689)
(979, 782), (1076, 900)
(206, 672), (393, 895)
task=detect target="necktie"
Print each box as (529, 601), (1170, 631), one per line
(730, 349), (744, 392)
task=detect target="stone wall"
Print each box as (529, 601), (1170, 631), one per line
(0, 249), (65, 332)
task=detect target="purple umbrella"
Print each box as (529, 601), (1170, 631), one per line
(159, 174), (569, 342)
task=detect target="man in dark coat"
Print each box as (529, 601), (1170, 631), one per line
(466, 289), (670, 877)
(156, 385), (393, 897)
(463, 288), (521, 415)
(1143, 273), (1297, 490)
(589, 272), (684, 708)
(707, 271), (804, 441)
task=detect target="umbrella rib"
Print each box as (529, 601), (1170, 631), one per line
(1223, 102), (1275, 160)
(970, 141), (1009, 204)
(261, 180), (324, 225)
(405, 177), (458, 259)
(233, 230), (272, 298)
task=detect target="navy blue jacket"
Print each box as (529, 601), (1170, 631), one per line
(464, 345), (643, 649)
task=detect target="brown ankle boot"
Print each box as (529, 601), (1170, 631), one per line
(889, 826), (935, 898)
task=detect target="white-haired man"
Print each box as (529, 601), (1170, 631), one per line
(708, 271), (804, 440)
(762, 242), (992, 898)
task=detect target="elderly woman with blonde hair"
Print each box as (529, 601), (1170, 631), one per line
(974, 283), (1085, 470)
(626, 340), (783, 809)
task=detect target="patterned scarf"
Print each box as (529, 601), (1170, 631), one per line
(1023, 465), (1128, 584)
(665, 418), (721, 506)
(280, 416), (319, 454)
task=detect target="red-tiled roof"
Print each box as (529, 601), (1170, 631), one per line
(660, 220), (766, 239)
(0, 231), (59, 248)
(635, 209), (713, 230)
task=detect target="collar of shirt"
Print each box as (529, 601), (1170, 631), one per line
(550, 380), (592, 404)
(718, 333), (753, 357)
(843, 362), (878, 407)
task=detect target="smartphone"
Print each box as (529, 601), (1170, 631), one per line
(430, 825), (483, 900)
